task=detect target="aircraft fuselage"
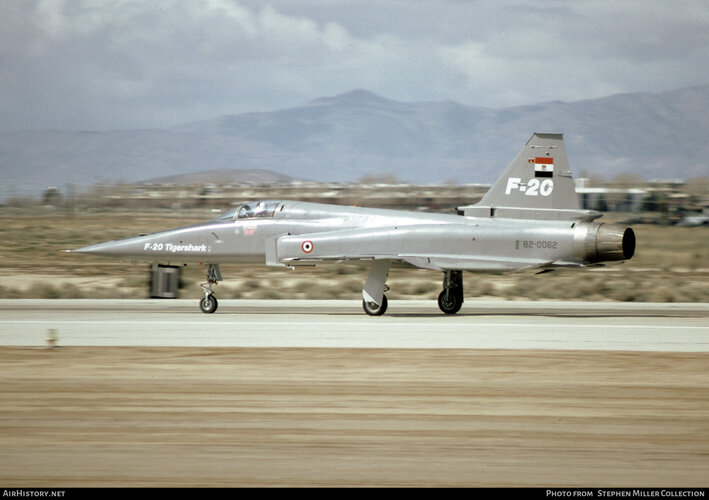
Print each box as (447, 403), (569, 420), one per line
(74, 200), (633, 272)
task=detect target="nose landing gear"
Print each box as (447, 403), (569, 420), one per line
(200, 264), (222, 314)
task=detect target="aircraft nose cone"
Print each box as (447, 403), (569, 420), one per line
(71, 237), (147, 257)
(71, 241), (121, 256)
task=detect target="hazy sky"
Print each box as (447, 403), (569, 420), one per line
(2, 0), (708, 131)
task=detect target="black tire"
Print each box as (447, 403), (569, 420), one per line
(200, 295), (218, 314)
(362, 295), (388, 316)
(437, 290), (462, 315)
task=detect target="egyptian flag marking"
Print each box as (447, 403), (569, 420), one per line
(534, 157), (554, 177)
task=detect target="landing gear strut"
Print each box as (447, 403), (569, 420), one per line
(362, 260), (391, 316)
(200, 264), (222, 314)
(438, 270), (463, 315)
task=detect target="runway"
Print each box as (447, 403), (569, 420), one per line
(1, 299), (707, 351)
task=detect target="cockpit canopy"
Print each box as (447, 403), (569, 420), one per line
(216, 201), (282, 221)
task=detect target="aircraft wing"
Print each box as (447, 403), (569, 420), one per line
(266, 225), (554, 272)
(398, 254), (553, 272)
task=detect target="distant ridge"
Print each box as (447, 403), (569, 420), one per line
(2, 84), (708, 198)
(141, 169), (301, 185)
(309, 89), (398, 107)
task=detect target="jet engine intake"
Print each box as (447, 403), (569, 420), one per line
(574, 223), (635, 263)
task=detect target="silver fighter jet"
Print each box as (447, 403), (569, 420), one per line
(73, 133), (636, 315)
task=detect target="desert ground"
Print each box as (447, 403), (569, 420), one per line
(1, 346), (708, 487)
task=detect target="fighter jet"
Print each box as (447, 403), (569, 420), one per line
(72, 133), (636, 315)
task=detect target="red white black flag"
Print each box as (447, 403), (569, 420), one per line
(531, 157), (554, 177)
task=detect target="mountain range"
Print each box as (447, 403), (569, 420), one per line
(2, 85), (708, 198)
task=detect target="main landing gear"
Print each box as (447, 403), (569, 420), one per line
(361, 262), (464, 316)
(438, 270), (464, 315)
(200, 264), (222, 314)
(362, 260), (391, 316)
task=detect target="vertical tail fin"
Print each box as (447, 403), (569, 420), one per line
(461, 133), (598, 220)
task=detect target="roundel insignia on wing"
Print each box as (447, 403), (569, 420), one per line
(301, 240), (314, 253)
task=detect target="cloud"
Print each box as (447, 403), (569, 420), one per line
(1, 0), (707, 131)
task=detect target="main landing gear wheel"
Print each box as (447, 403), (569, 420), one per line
(437, 290), (462, 315)
(362, 295), (388, 316)
(438, 270), (464, 315)
(200, 294), (218, 314)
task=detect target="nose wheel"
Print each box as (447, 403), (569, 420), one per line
(200, 294), (218, 314)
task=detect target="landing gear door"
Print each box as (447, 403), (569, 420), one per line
(265, 235), (286, 267)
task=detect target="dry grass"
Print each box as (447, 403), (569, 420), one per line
(1, 207), (708, 302)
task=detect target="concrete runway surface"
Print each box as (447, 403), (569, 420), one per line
(1, 299), (708, 350)
(1, 299), (708, 487)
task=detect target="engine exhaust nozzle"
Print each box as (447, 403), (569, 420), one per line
(576, 223), (635, 263)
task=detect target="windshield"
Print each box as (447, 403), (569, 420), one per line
(238, 200), (280, 219)
(215, 207), (240, 220)
(215, 201), (282, 221)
